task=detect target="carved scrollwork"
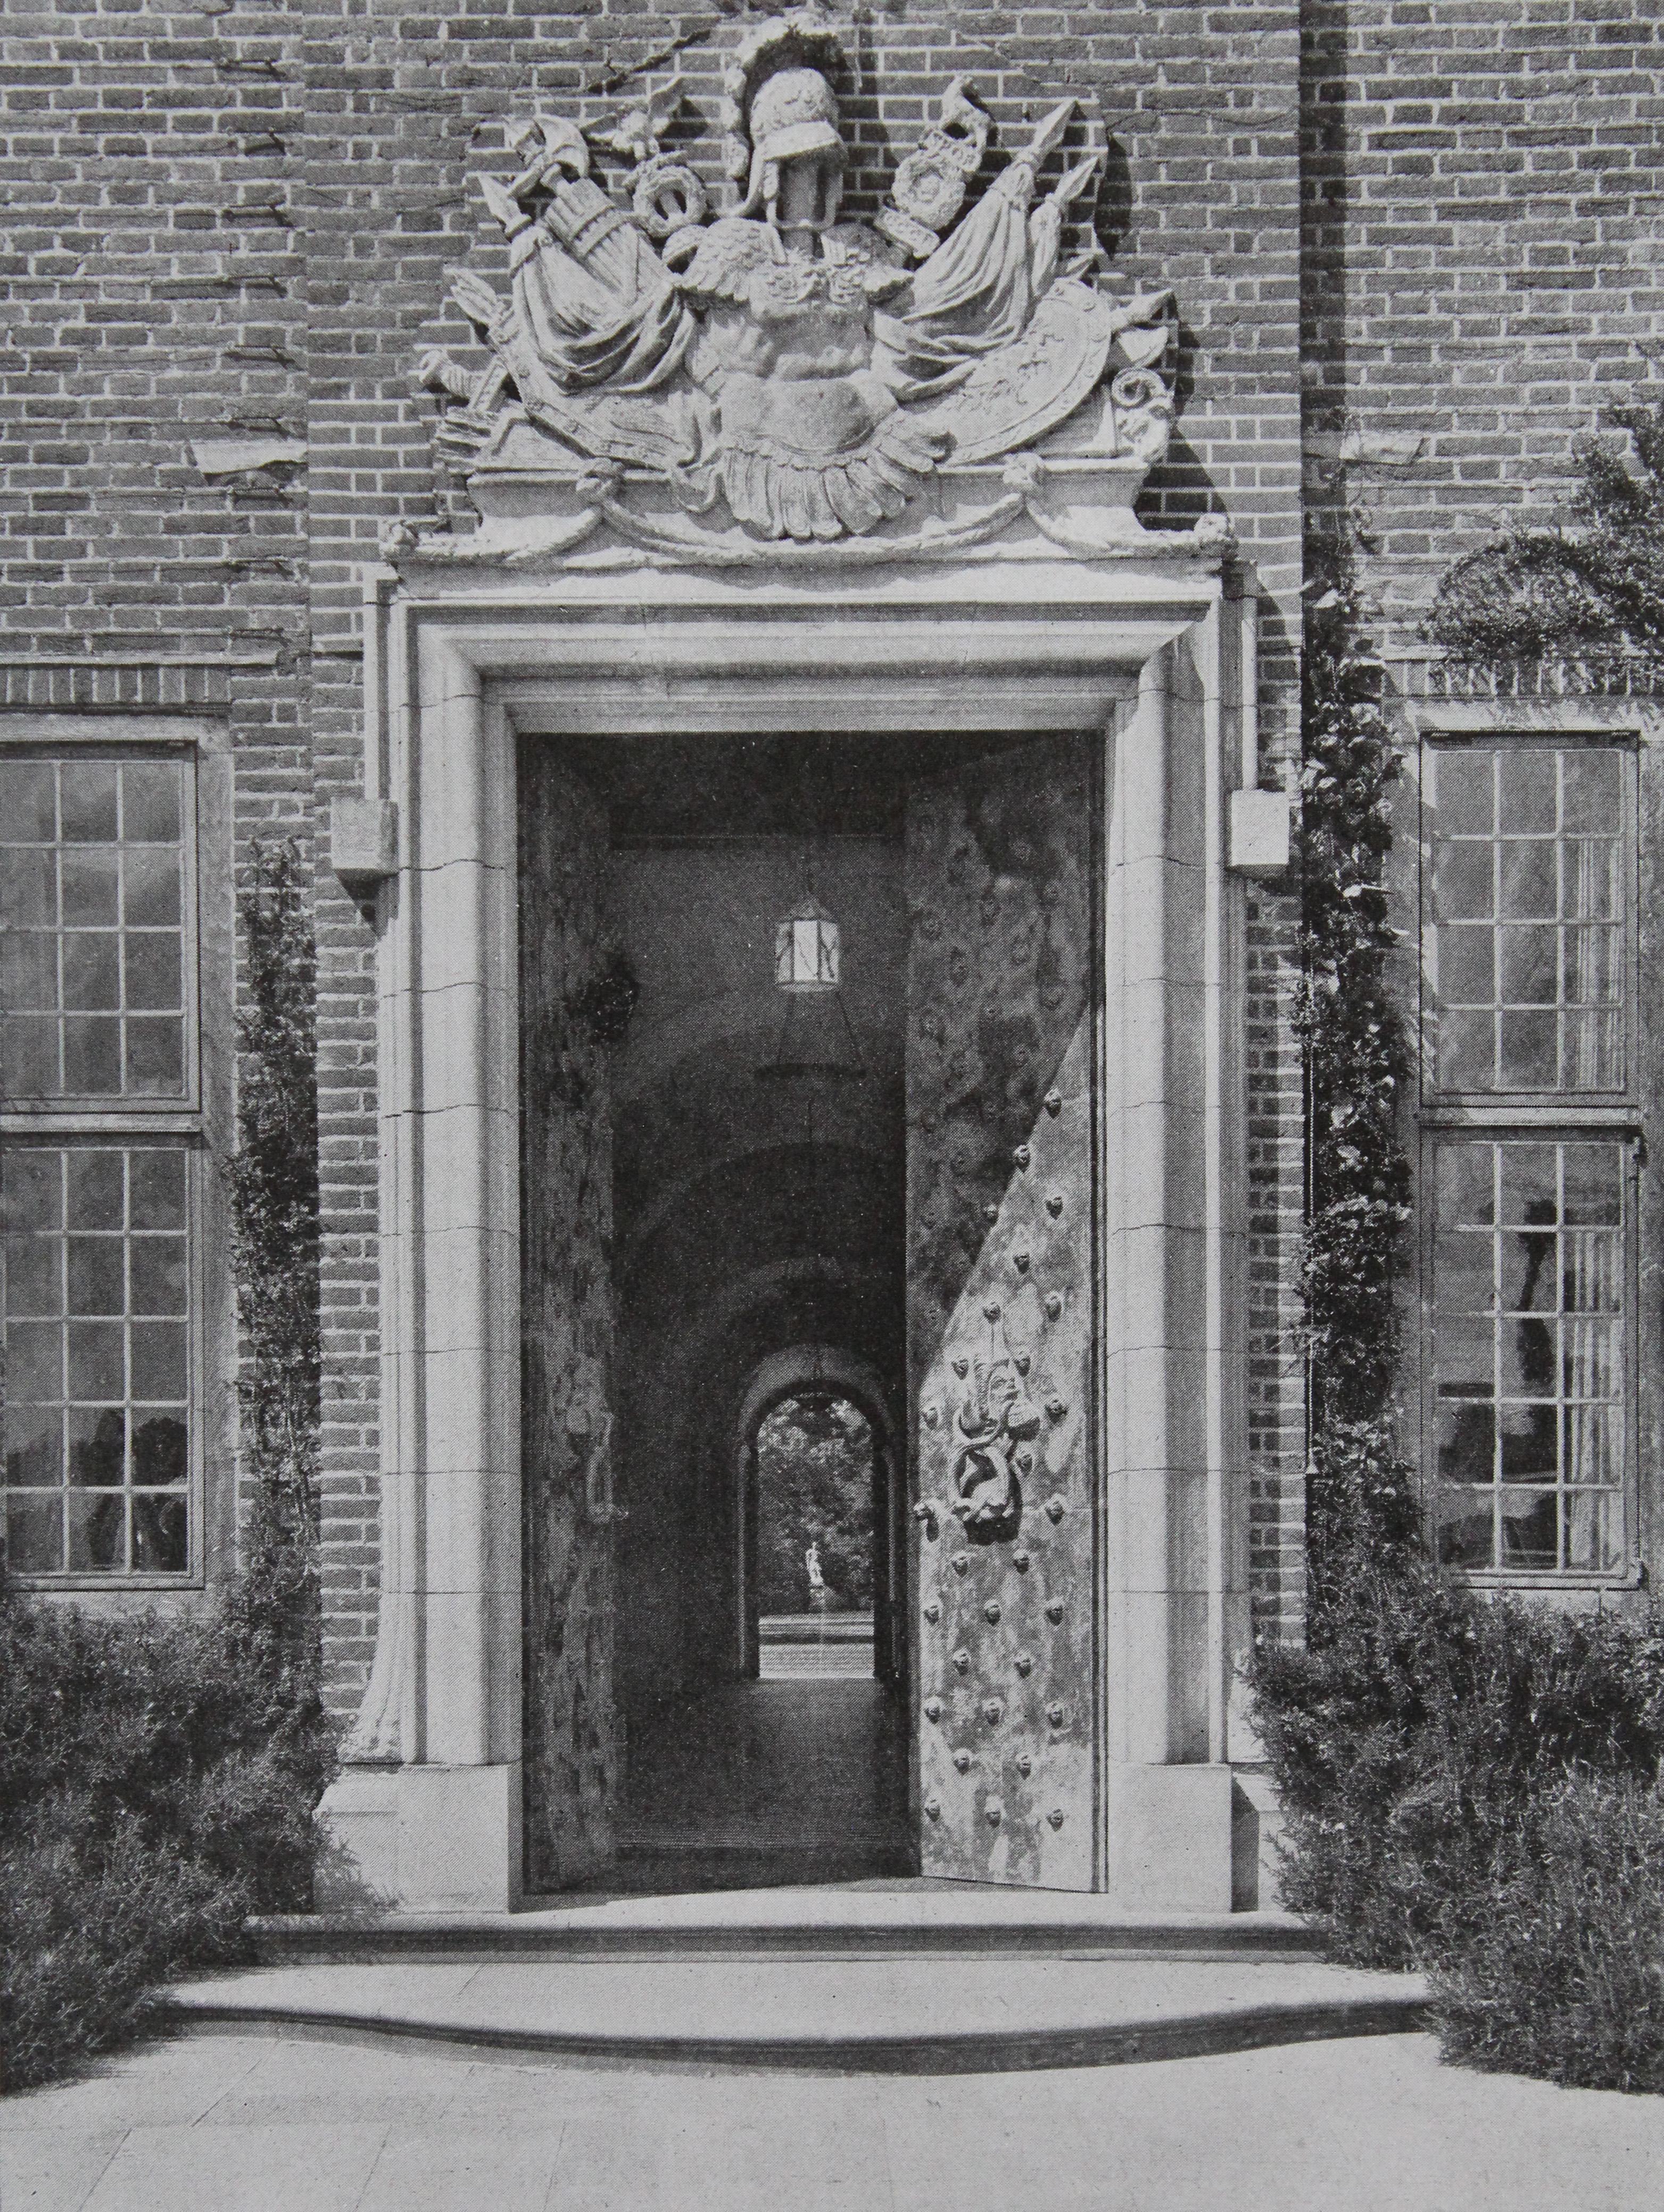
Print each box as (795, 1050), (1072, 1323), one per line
(411, 8), (1187, 556)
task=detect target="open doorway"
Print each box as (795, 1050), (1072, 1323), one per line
(519, 724), (1094, 1893)
(753, 1391), (876, 1679)
(735, 1346), (903, 1690)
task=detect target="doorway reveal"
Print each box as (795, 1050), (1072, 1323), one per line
(327, 564), (1253, 1916)
(519, 727), (1092, 1891)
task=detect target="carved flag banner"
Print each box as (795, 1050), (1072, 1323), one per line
(402, 9), (1206, 568)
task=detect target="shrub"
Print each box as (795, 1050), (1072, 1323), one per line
(1432, 1774), (1664, 2095)
(1, 838), (329, 2095)
(1294, 520), (1418, 1614)
(0, 1575), (333, 2092)
(1251, 1567), (1664, 1973)
(1, 1808), (246, 2096)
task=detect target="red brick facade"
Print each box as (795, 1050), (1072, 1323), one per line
(1303, 0), (1663, 660)
(5, 4), (1659, 1711)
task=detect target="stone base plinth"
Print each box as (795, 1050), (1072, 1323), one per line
(317, 1763), (522, 1913)
(1105, 1764), (1236, 1914)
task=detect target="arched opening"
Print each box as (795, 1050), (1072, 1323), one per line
(754, 1392), (876, 1677)
(732, 1343), (902, 1687)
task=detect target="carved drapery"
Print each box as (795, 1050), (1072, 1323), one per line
(406, 10), (1195, 567)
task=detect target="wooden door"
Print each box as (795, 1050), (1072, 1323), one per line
(518, 742), (620, 1892)
(906, 732), (1098, 1888)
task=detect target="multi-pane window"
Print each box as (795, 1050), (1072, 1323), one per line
(1425, 745), (1624, 1094)
(1, 1145), (191, 1573)
(1423, 737), (1636, 1581)
(0, 756), (192, 1103)
(2, 747), (200, 1581)
(1430, 1140), (1626, 1575)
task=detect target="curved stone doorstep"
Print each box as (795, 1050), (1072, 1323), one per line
(248, 1924), (1323, 1967)
(246, 1914), (1323, 1967)
(155, 1992), (1431, 2074)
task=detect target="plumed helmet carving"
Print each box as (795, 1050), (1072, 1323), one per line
(720, 7), (850, 194)
(751, 68), (845, 168)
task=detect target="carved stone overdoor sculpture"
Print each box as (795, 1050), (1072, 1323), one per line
(907, 735), (1097, 1887)
(400, 7), (1220, 573)
(319, 6), (1261, 1914)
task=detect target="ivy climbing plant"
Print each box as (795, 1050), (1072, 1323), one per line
(226, 839), (323, 1703)
(1426, 395), (1664, 672)
(1295, 519), (1421, 1624)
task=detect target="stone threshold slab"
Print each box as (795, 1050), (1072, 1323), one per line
(161, 1958), (1429, 2075)
(252, 1884), (1318, 1965)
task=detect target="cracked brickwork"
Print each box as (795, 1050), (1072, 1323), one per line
(1302, 0), (1664, 658)
(4, 3), (1324, 1711)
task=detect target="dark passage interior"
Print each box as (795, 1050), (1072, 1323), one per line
(596, 734), (912, 1884)
(521, 727), (1074, 1892)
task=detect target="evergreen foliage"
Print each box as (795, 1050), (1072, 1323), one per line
(224, 836), (328, 1853)
(1431, 1772), (1664, 2095)
(1426, 396), (1664, 671)
(1293, 519), (1419, 1610)
(0, 1583), (332, 2091)
(230, 838), (321, 1568)
(1253, 1569), (1664, 1965)
(1, 841), (330, 2093)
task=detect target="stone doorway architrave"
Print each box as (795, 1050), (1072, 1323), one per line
(320, 548), (1259, 1914)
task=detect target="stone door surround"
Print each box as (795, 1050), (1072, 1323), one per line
(319, 551), (1258, 1912)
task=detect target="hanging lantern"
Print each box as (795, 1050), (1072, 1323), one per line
(774, 895), (840, 994)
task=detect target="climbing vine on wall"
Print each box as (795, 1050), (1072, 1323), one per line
(228, 839), (321, 1617)
(1296, 520), (1420, 1623)
(1426, 395), (1664, 672)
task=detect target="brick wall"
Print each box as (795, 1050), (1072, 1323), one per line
(1, 2), (1313, 1701)
(0, 0), (309, 1601)
(1302, 0), (1664, 656)
(1244, 883), (1307, 1644)
(0, 0), (307, 773)
(301, 1), (1310, 1716)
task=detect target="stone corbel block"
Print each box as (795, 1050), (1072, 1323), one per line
(331, 796), (399, 889)
(1227, 787), (1291, 879)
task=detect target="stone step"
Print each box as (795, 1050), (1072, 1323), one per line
(163, 1954), (1428, 2074)
(251, 1881), (1320, 1967)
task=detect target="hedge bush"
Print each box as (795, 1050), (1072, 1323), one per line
(1249, 1561), (1664, 2089)
(1431, 1773), (1664, 2095)
(1252, 1562), (1664, 1964)
(0, 1558), (333, 2093)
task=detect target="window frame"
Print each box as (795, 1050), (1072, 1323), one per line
(1, 743), (202, 1115)
(0, 1133), (208, 1586)
(1421, 731), (1637, 1110)
(1417, 1125), (1642, 1591)
(1415, 716), (1648, 1591)
(2, 718), (229, 1594)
